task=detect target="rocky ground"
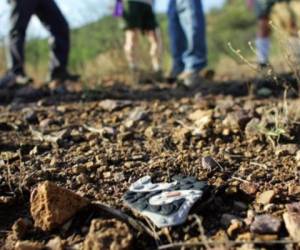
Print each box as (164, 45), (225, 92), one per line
(0, 75), (300, 250)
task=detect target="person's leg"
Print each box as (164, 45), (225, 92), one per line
(124, 29), (139, 70)
(8, 0), (36, 75)
(254, 0), (273, 66)
(176, 0), (207, 73)
(256, 17), (271, 65)
(141, 3), (162, 73)
(145, 29), (162, 72)
(35, 0), (71, 79)
(167, 0), (185, 77)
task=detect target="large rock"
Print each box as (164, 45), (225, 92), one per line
(30, 181), (89, 231)
(83, 219), (133, 250)
(256, 190), (275, 205)
(283, 203), (300, 241)
(250, 215), (281, 234)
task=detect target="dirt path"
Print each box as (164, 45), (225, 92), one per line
(0, 78), (300, 249)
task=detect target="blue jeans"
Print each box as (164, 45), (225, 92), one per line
(168, 0), (207, 75)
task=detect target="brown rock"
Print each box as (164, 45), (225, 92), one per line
(188, 109), (213, 131)
(288, 184), (300, 197)
(240, 182), (258, 196)
(99, 100), (131, 112)
(245, 118), (260, 139)
(172, 127), (190, 144)
(12, 218), (32, 240)
(46, 237), (64, 250)
(83, 219), (133, 250)
(227, 220), (243, 237)
(15, 241), (45, 250)
(250, 215), (281, 234)
(256, 190), (275, 205)
(223, 110), (252, 131)
(283, 202), (300, 241)
(30, 181), (89, 231)
(202, 156), (223, 171)
(275, 144), (298, 157)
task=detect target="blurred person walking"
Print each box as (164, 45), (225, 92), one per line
(0, 0), (79, 88)
(120, 0), (163, 81)
(167, 0), (208, 88)
(247, 0), (298, 68)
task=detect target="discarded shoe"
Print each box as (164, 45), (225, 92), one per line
(123, 175), (208, 228)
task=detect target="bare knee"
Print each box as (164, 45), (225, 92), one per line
(124, 30), (138, 53)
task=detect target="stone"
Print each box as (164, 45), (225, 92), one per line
(188, 109), (212, 122)
(239, 182), (258, 195)
(172, 127), (190, 144)
(221, 214), (240, 227)
(250, 215), (281, 234)
(99, 100), (131, 112)
(15, 241), (45, 250)
(283, 202), (300, 241)
(257, 87), (272, 97)
(76, 173), (89, 185)
(295, 150), (300, 162)
(288, 184), (300, 197)
(39, 118), (53, 129)
(103, 172), (112, 179)
(275, 144), (298, 157)
(188, 109), (213, 132)
(222, 110), (252, 131)
(202, 156), (223, 171)
(245, 118), (260, 138)
(144, 126), (157, 138)
(256, 190), (275, 205)
(83, 219), (133, 250)
(12, 218), (32, 240)
(127, 107), (148, 122)
(114, 172), (125, 182)
(227, 220), (243, 237)
(30, 181), (89, 231)
(46, 237), (64, 250)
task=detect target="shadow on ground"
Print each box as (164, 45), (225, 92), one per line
(0, 73), (298, 106)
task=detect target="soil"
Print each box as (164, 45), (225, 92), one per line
(0, 75), (300, 250)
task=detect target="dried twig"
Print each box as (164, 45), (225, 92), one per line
(92, 201), (158, 241)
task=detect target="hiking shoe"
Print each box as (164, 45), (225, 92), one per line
(179, 71), (201, 89)
(165, 68), (183, 84)
(15, 74), (33, 85)
(0, 72), (33, 89)
(48, 70), (80, 82)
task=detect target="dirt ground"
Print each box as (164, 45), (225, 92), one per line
(0, 75), (300, 250)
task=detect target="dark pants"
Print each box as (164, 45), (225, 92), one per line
(8, 0), (70, 76)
